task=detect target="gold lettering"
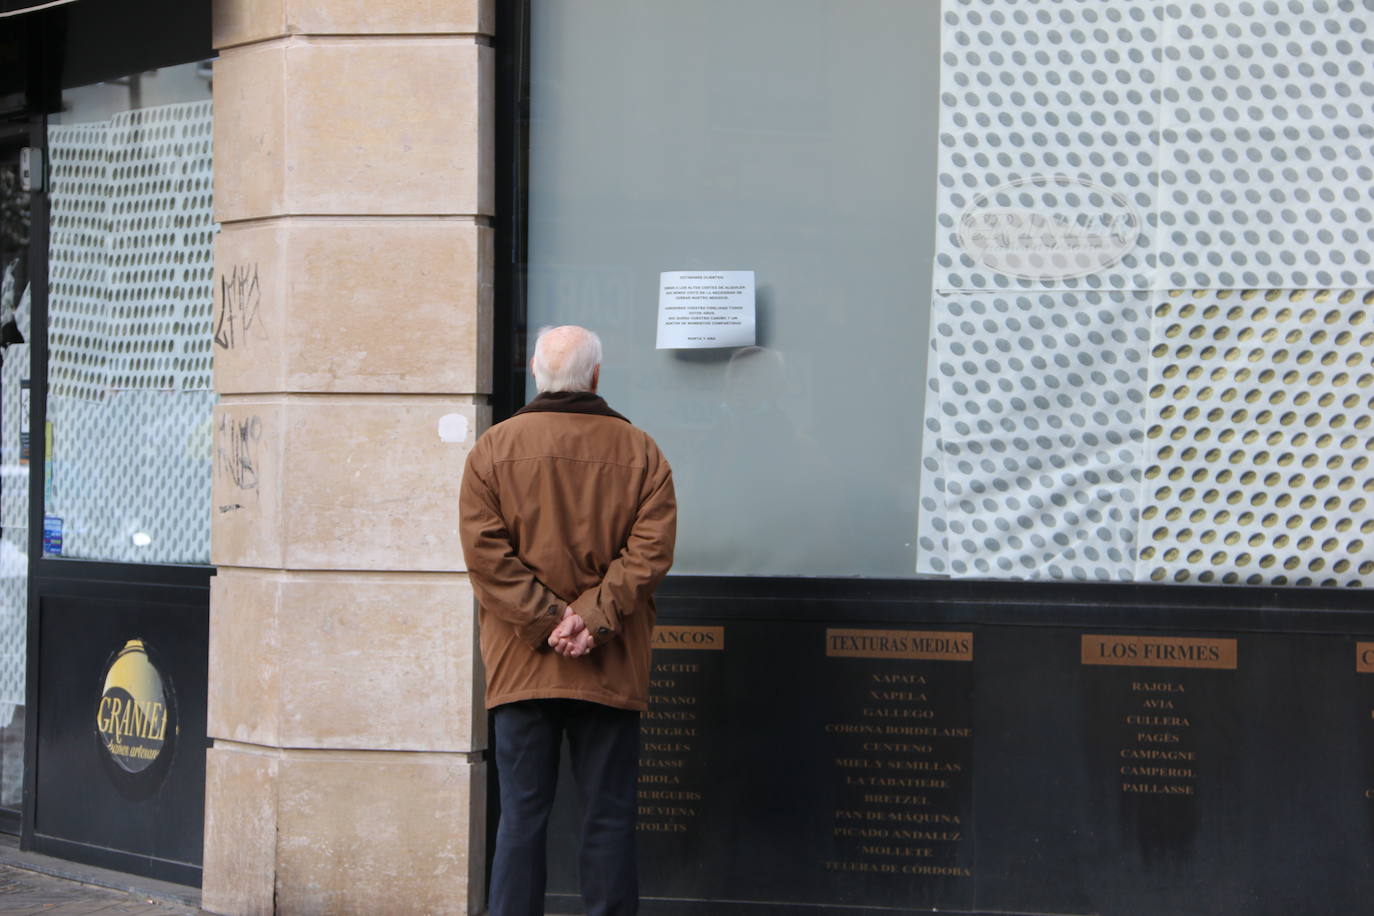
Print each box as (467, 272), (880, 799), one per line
(871, 673), (928, 685)
(1124, 715), (1191, 727)
(826, 629), (973, 661)
(1121, 782), (1196, 795)
(651, 626), (725, 651)
(1131, 681), (1186, 693)
(1135, 731), (1182, 744)
(108, 696), (125, 741)
(868, 690), (928, 702)
(858, 845), (934, 858)
(1082, 635), (1237, 670)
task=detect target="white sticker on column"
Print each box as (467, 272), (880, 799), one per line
(438, 413), (470, 444)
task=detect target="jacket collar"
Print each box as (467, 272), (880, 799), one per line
(514, 390), (631, 424)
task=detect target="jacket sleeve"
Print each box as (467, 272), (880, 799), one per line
(459, 443), (565, 650)
(569, 444), (677, 647)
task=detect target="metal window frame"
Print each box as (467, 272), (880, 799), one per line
(9, 2), (214, 886)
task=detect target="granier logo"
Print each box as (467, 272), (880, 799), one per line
(96, 640), (172, 773)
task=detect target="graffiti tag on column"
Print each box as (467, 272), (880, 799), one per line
(216, 414), (262, 495)
(214, 263), (266, 350)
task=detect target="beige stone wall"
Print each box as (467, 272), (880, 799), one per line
(204, 2), (493, 912)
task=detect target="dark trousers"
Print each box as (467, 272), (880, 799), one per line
(489, 699), (641, 916)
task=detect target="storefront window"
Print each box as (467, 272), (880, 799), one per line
(527, 1), (942, 577)
(0, 139), (32, 810)
(44, 61), (214, 564)
(525, 0), (1374, 587)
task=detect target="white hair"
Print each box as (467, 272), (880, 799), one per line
(531, 325), (603, 392)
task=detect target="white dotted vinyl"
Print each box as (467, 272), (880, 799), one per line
(45, 101), (215, 565)
(1156, 2), (1374, 290)
(106, 104), (216, 392)
(1, 342), (27, 532)
(47, 121), (111, 401)
(1136, 289), (1374, 586)
(49, 101), (214, 398)
(918, 292), (1149, 580)
(0, 344), (26, 706)
(46, 391), (214, 565)
(935, 0), (1374, 294)
(934, 0), (1164, 292)
(921, 0), (1374, 586)
(0, 525), (23, 708)
(916, 352), (951, 577)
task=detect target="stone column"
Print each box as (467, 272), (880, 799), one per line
(202, 2), (493, 912)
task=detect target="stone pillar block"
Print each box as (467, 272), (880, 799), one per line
(209, 569), (484, 751)
(203, 745), (279, 916)
(285, 0), (493, 38)
(214, 0), (494, 49)
(209, 1), (496, 910)
(207, 571), (282, 748)
(276, 753), (484, 915)
(213, 39), (493, 221)
(213, 221), (493, 394)
(213, 42), (288, 220)
(212, 400), (286, 569)
(203, 746), (485, 916)
(211, 397), (487, 571)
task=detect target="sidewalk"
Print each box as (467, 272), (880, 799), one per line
(0, 836), (203, 915)
(0, 865), (201, 914)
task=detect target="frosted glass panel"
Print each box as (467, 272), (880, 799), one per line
(526, 0), (1374, 586)
(527, 0), (942, 577)
(45, 64), (215, 565)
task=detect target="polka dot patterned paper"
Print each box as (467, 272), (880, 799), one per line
(921, 0), (1374, 587)
(919, 291), (1150, 580)
(1135, 288), (1374, 586)
(1155, 0), (1374, 290)
(45, 101), (216, 566)
(934, 0), (1164, 292)
(48, 101), (215, 399)
(935, 0), (1374, 295)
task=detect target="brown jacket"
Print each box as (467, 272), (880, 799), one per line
(459, 391), (676, 711)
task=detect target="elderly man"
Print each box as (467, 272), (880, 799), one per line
(460, 325), (677, 916)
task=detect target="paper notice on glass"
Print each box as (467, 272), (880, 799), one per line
(655, 270), (756, 349)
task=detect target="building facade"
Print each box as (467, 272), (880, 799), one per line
(3, 0), (1374, 914)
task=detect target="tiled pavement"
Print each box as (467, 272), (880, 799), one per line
(0, 864), (203, 914)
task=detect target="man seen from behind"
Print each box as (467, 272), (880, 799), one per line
(459, 325), (677, 916)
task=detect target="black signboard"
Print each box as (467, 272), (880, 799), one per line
(539, 600), (1374, 915)
(549, 620), (979, 913)
(32, 593), (208, 886)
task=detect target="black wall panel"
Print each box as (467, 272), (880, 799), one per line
(541, 582), (1374, 915)
(32, 592), (208, 886)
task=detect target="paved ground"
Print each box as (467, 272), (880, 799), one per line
(0, 864), (203, 915)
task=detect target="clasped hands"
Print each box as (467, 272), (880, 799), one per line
(549, 606), (594, 658)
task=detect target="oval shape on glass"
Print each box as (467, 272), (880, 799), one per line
(956, 174), (1142, 282)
